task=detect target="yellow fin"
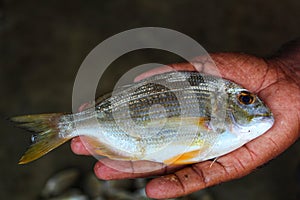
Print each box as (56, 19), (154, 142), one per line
(164, 149), (201, 165)
(196, 117), (211, 130)
(11, 113), (70, 164)
(170, 117), (211, 130)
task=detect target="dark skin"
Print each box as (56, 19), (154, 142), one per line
(70, 40), (300, 199)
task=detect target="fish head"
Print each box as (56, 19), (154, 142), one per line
(226, 84), (274, 141)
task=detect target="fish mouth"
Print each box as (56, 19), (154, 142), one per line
(252, 112), (273, 118)
(254, 113), (274, 122)
(229, 112), (274, 127)
(252, 112), (274, 123)
(228, 112), (275, 139)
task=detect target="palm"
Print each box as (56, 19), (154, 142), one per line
(71, 44), (300, 199)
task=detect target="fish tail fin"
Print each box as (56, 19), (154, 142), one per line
(11, 113), (72, 164)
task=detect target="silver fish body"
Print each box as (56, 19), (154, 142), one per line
(13, 71), (274, 164)
(61, 71), (274, 164)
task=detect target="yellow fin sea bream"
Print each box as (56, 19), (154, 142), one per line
(12, 71), (274, 165)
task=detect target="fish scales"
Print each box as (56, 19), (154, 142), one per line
(75, 73), (223, 157)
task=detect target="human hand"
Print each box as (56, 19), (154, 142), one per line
(71, 40), (300, 199)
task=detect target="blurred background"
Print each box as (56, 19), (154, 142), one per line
(1, 0), (300, 199)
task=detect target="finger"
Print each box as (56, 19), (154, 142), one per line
(94, 158), (184, 180)
(146, 131), (285, 200)
(145, 127), (295, 200)
(133, 54), (224, 82)
(144, 147), (253, 199)
(134, 63), (196, 82)
(70, 137), (91, 155)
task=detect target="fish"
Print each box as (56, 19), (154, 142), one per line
(11, 71), (274, 165)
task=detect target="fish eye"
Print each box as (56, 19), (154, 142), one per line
(237, 91), (256, 105)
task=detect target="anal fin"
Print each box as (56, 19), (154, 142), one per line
(81, 136), (127, 160)
(164, 149), (201, 165)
